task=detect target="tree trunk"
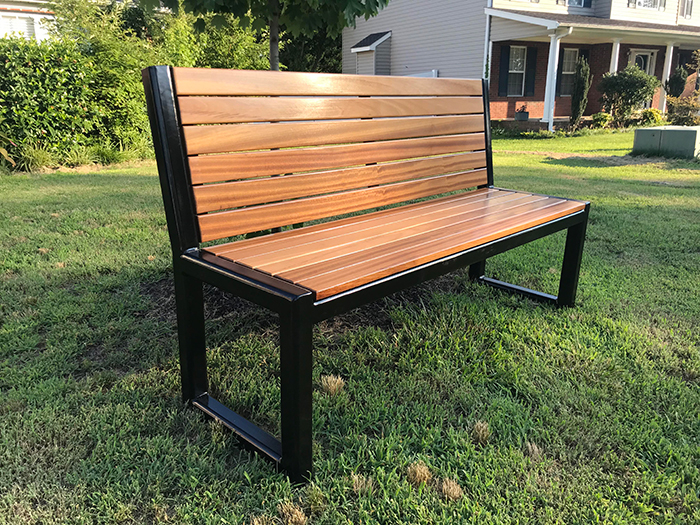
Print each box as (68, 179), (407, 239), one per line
(269, 0), (280, 71)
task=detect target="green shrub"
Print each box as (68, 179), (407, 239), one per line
(591, 112), (613, 129)
(570, 57), (592, 131)
(15, 144), (59, 172)
(599, 65), (661, 125)
(89, 144), (128, 165)
(520, 130), (556, 139)
(0, 37), (98, 158)
(664, 66), (688, 98)
(639, 108), (664, 126)
(64, 145), (96, 167)
(195, 13), (269, 70)
(667, 91), (700, 126)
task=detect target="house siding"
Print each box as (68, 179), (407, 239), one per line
(356, 51), (375, 75)
(490, 17), (550, 41)
(609, 0), (680, 25)
(342, 0), (487, 78)
(375, 38), (391, 75)
(491, 0), (598, 17)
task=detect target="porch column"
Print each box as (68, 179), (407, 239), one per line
(542, 27), (572, 132)
(609, 39), (622, 73)
(659, 42), (675, 112)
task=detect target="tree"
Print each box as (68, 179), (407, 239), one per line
(599, 65), (661, 126)
(569, 56), (592, 131)
(146, 0), (390, 71)
(280, 30), (341, 72)
(664, 66), (688, 99)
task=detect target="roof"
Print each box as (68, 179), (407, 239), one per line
(491, 9), (700, 36)
(351, 31), (392, 52)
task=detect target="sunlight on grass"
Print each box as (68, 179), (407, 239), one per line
(1, 138), (699, 523)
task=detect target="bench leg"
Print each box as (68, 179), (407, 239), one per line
(469, 260), (486, 280)
(279, 296), (314, 483)
(174, 270), (209, 403)
(556, 218), (588, 307)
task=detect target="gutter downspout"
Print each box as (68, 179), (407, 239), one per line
(541, 26), (573, 132)
(482, 0), (493, 83)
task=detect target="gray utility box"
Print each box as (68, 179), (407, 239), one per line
(633, 126), (700, 159)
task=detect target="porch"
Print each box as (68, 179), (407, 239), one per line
(485, 9), (700, 130)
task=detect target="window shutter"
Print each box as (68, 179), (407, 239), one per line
(524, 47), (537, 97)
(583, 0), (592, 7)
(659, 0), (666, 10)
(498, 46), (510, 97)
(555, 50), (565, 97)
(687, 0), (693, 17)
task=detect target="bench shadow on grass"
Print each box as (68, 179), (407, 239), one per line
(541, 154), (700, 173)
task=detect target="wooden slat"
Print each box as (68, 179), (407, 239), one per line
(183, 115), (484, 155)
(173, 67), (483, 97)
(178, 96), (484, 124)
(208, 189), (500, 257)
(243, 194), (538, 275)
(292, 201), (585, 299)
(197, 169), (487, 241)
(188, 133), (486, 184)
(193, 152), (487, 213)
(278, 197), (555, 282)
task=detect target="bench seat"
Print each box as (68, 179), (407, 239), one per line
(207, 188), (585, 300)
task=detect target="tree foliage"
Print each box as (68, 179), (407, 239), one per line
(599, 65), (661, 125)
(667, 91), (700, 126)
(664, 66), (688, 99)
(147, 0), (390, 70)
(280, 31), (341, 72)
(569, 57), (592, 131)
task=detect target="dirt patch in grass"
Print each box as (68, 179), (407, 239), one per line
(498, 150), (672, 167)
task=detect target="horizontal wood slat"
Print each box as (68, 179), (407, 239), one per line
(197, 169), (487, 241)
(188, 134), (486, 184)
(178, 96), (484, 125)
(292, 201), (584, 299)
(173, 67), (483, 97)
(193, 152), (487, 213)
(183, 115), (484, 155)
(245, 194), (538, 275)
(209, 189), (499, 257)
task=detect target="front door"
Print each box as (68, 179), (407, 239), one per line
(630, 50), (657, 108)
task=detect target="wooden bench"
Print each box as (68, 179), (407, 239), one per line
(142, 66), (590, 482)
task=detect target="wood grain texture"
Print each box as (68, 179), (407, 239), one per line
(184, 115), (484, 155)
(188, 133), (486, 184)
(197, 169), (487, 241)
(208, 189), (498, 257)
(192, 152), (487, 213)
(173, 67), (483, 97)
(178, 96), (484, 124)
(292, 201), (585, 299)
(244, 194), (538, 275)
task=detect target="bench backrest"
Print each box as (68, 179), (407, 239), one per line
(143, 66), (493, 250)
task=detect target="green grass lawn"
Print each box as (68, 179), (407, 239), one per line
(492, 130), (634, 156)
(1, 133), (699, 524)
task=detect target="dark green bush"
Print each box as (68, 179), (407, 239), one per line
(570, 57), (592, 131)
(0, 38), (98, 158)
(664, 66), (688, 99)
(599, 65), (661, 125)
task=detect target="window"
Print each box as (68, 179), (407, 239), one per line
(559, 49), (579, 97)
(681, 0), (693, 17)
(507, 46), (527, 97)
(636, 0), (659, 8)
(567, 0), (584, 6)
(0, 15), (35, 39)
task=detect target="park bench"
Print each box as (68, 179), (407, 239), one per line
(142, 66), (590, 482)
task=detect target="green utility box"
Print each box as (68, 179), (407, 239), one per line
(633, 126), (700, 158)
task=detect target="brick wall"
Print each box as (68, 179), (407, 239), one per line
(489, 41), (679, 119)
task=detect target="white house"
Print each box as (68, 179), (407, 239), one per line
(0, 0), (53, 41)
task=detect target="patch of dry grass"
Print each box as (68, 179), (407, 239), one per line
(351, 473), (374, 496)
(440, 478), (464, 501)
(525, 441), (543, 461)
(320, 374), (345, 396)
(407, 461), (432, 487)
(250, 515), (275, 525)
(277, 502), (307, 525)
(472, 421), (490, 446)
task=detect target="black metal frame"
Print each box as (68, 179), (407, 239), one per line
(143, 66), (590, 483)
